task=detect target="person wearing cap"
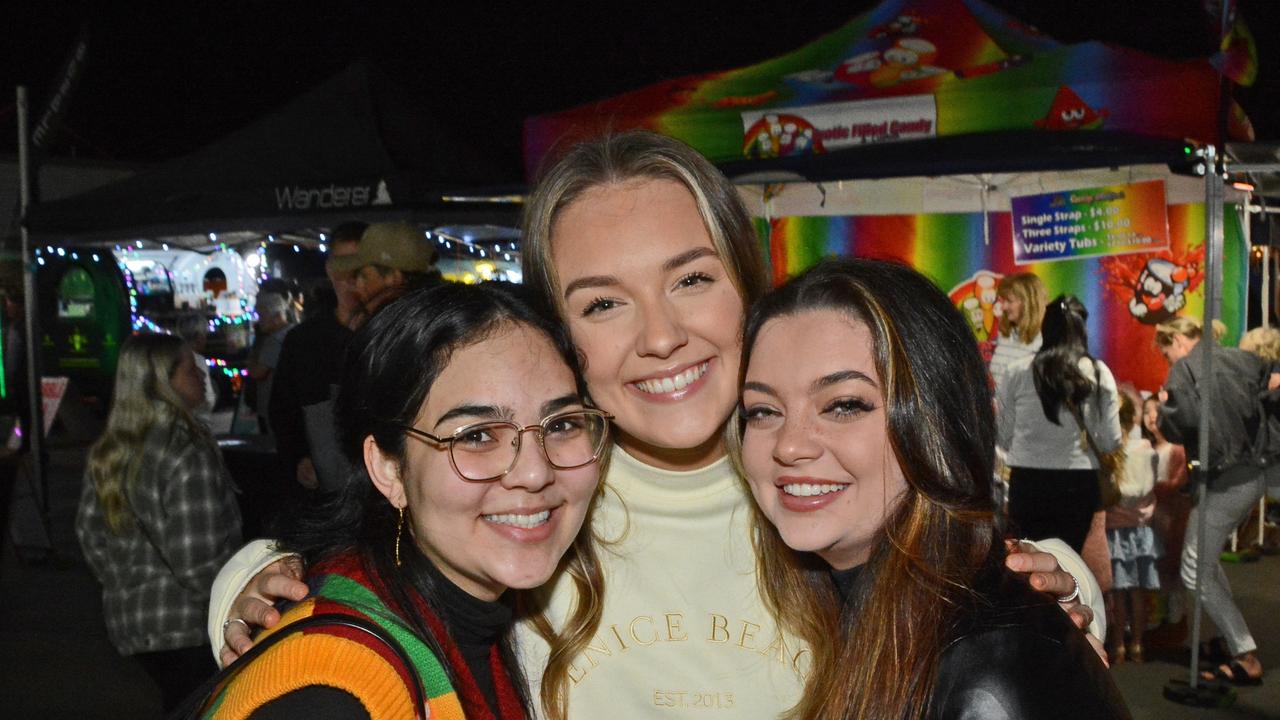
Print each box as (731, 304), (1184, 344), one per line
(326, 222), (442, 328)
(270, 222), (365, 490)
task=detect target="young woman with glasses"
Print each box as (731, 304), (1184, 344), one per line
(201, 282), (609, 719)
(211, 132), (1104, 717)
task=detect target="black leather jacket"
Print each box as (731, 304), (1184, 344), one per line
(834, 564), (1129, 719)
(930, 569), (1130, 719)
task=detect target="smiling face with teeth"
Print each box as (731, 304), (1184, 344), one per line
(740, 309), (908, 570)
(553, 179), (746, 470)
(368, 323), (600, 601)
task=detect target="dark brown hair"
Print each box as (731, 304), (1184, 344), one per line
(730, 258), (1003, 720)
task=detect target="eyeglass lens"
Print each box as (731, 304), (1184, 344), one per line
(451, 412), (608, 480)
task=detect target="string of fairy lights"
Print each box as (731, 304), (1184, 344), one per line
(35, 228), (521, 378)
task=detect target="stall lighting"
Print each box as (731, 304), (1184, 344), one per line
(1233, 181), (1255, 192)
(318, 243), (327, 253)
(205, 357), (250, 378)
(162, 243), (169, 251)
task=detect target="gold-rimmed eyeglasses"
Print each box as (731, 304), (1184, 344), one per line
(400, 408), (613, 482)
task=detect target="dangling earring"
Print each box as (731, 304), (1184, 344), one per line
(395, 506), (405, 568)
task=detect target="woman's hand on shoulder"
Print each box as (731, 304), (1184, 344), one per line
(219, 556), (308, 667)
(1003, 540), (1107, 666)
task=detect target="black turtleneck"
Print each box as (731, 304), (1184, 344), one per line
(423, 558), (514, 715)
(830, 563), (864, 603)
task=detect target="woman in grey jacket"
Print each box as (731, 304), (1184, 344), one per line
(1155, 316), (1272, 685)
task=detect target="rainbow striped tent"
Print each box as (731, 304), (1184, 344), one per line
(525, 0), (1250, 175)
(525, 0), (1254, 393)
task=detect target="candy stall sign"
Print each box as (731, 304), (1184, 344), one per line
(1010, 180), (1170, 265)
(740, 95), (937, 158)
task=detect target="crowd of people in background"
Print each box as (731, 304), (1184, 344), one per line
(73, 219), (447, 713)
(988, 269), (1278, 688)
(68, 130), (1280, 718)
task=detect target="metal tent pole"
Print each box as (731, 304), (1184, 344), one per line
(15, 87), (48, 542)
(1191, 143), (1224, 689)
(1165, 144), (1236, 708)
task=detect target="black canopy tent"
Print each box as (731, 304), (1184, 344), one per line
(24, 63), (522, 246)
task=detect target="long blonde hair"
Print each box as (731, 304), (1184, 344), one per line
(87, 333), (208, 534)
(996, 272), (1047, 343)
(1240, 326), (1280, 361)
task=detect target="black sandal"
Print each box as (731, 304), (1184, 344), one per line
(1208, 660), (1263, 687)
(1199, 637), (1231, 664)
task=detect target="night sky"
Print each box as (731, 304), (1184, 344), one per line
(6, 0), (1279, 183)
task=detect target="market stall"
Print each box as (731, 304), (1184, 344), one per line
(524, 0), (1256, 393)
(25, 62), (519, 245)
(20, 63), (525, 413)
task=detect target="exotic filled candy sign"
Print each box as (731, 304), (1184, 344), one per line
(1010, 180), (1170, 265)
(740, 96), (937, 158)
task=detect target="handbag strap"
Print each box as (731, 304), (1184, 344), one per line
(1065, 400), (1107, 465)
(169, 612), (428, 720)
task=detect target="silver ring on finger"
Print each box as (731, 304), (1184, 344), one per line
(222, 617), (250, 635)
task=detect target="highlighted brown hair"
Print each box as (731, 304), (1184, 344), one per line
(730, 258), (1002, 720)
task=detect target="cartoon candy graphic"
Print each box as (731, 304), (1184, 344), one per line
(1034, 86), (1110, 131)
(870, 12), (925, 39)
(949, 269), (1005, 362)
(1128, 258), (1193, 323)
(834, 38), (945, 89)
(743, 113), (824, 159)
(1099, 246), (1204, 325)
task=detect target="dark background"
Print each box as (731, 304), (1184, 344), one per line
(5, 0), (1279, 183)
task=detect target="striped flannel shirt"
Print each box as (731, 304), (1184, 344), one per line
(76, 423), (242, 655)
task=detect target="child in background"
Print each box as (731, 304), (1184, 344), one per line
(1105, 391), (1160, 663)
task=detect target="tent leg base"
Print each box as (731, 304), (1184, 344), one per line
(1162, 679), (1236, 708)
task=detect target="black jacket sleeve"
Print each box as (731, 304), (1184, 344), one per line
(931, 577), (1131, 720)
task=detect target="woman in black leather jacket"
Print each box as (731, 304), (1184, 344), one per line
(732, 258), (1129, 719)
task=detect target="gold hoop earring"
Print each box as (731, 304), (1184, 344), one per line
(395, 506), (405, 568)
